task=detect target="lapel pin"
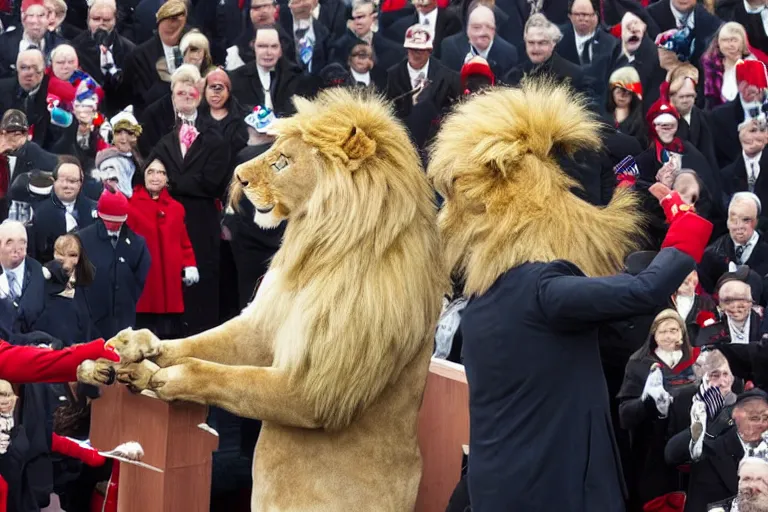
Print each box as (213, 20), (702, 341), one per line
(126, 238), (131, 245)
(119, 257), (125, 263)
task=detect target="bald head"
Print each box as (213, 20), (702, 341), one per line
(0, 221), (27, 270)
(467, 5), (495, 51)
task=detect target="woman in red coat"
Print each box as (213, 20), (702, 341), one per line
(128, 158), (198, 338)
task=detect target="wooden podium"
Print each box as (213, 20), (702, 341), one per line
(90, 384), (219, 512)
(415, 359), (470, 512)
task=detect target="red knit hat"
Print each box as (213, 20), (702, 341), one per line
(21, 0), (44, 11)
(97, 185), (129, 223)
(646, 98), (680, 126)
(643, 491), (686, 512)
(460, 57), (495, 90)
(736, 59), (768, 89)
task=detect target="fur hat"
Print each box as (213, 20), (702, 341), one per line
(95, 147), (121, 168)
(646, 99), (680, 126)
(21, 0), (44, 12)
(245, 105), (275, 133)
(205, 67), (230, 91)
(609, 66), (643, 99)
(180, 29), (209, 55)
(110, 106), (142, 136)
(460, 57), (494, 90)
(403, 24), (433, 50)
(655, 27), (695, 62)
(736, 59), (768, 89)
(97, 186), (129, 223)
(156, 0), (187, 23)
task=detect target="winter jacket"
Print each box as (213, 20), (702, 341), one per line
(27, 194), (97, 264)
(128, 186), (196, 314)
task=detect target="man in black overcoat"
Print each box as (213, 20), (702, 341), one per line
(384, 0), (461, 59)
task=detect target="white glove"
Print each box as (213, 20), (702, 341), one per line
(183, 267), (200, 286)
(225, 46), (245, 71)
(641, 365), (673, 418)
(0, 432), (10, 455)
(689, 398), (707, 460)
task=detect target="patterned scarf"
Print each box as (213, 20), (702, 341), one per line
(701, 50), (726, 108)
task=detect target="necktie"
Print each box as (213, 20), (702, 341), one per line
(422, 16), (429, 26)
(413, 71), (425, 89)
(580, 37), (592, 65)
(172, 46), (183, 69)
(295, 27), (309, 41)
(749, 162), (758, 192)
(27, 43), (38, 51)
(736, 244), (746, 263)
(109, 235), (118, 248)
(6, 272), (18, 302)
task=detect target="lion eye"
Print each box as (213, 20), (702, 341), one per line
(271, 154), (290, 173)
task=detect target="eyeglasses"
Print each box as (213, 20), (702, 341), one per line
(570, 11), (596, 17)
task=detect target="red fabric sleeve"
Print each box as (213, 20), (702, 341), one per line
(0, 475), (6, 512)
(51, 434), (107, 467)
(661, 212), (713, 264)
(0, 339), (118, 384)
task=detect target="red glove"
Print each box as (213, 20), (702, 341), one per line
(51, 434), (106, 467)
(616, 175), (637, 189)
(0, 339), (119, 384)
(0, 474), (7, 512)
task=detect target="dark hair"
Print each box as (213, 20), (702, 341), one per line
(54, 233), (96, 286)
(567, 0), (600, 20)
(606, 89), (647, 145)
(53, 155), (84, 182)
(348, 41), (375, 64)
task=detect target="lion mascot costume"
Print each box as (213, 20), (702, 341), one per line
(427, 80), (713, 512)
(96, 88), (446, 511)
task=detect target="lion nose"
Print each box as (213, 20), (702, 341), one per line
(256, 205), (274, 214)
(236, 173), (249, 187)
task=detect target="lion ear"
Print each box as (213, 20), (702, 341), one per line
(341, 126), (376, 170)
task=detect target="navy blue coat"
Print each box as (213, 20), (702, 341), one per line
(0, 257), (48, 345)
(461, 247), (696, 512)
(27, 194), (97, 264)
(439, 33), (519, 80)
(79, 221), (151, 340)
(32, 267), (95, 347)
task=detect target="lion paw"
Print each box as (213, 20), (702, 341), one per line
(77, 359), (116, 386)
(106, 328), (161, 364)
(116, 360), (161, 394)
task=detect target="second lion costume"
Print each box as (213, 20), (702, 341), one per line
(427, 81), (713, 511)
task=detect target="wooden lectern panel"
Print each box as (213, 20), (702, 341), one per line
(415, 359), (469, 512)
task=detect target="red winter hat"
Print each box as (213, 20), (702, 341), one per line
(643, 491), (686, 512)
(461, 57), (495, 89)
(97, 185), (129, 223)
(646, 98), (680, 126)
(21, 0), (44, 11)
(736, 59), (768, 89)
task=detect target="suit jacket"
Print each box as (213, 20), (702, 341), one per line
(721, 151), (768, 229)
(711, 99), (745, 170)
(278, 12), (332, 75)
(503, 53), (594, 100)
(386, 8), (462, 59)
(0, 28), (65, 79)
(647, 1), (722, 65)
(386, 57), (460, 121)
(699, 233), (768, 295)
(330, 30), (405, 72)
(121, 34), (174, 116)
(557, 24), (618, 68)
(678, 107), (719, 176)
(230, 59), (308, 116)
(317, 0), (349, 40)
(609, 36), (662, 111)
(439, 33), (519, 79)
(0, 257), (46, 343)
(27, 193), (98, 264)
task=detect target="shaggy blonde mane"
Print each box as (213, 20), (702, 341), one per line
(249, 89), (446, 430)
(428, 80), (644, 297)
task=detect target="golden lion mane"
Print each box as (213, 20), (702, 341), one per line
(240, 89), (447, 430)
(428, 79), (644, 297)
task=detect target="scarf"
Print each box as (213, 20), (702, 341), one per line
(655, 347), (683, 368)
(653, 138), (685, 163)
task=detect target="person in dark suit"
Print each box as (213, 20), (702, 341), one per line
(699, 193), (768, 296)
(646, 0), (722, 66)
(230, 25), (308, 116)
(314, 0), (349, 41)
(0, 50), (52, 149)
(439, 4), (518, 79)
(0, 220), (48, 346)
(711, 60), (768, 170)
(79, 187), (151, 340)
(0, 0), (64, 79)
(385, 24), (460, 149)
(227, 0), (298, 69)
(345, 41), (388, 91)
(71, 0), (136, 117)
(721, 120), (768, 227)
(459, 0), (526, 53)
(278, 0), (332, 75)
(0, 110), (58, 194)
(609, 12), (661, 111)
(503, 13), (593, 100)
(385, 0), (461, 59)
(557, 0), (617, 68)
(330, 0), (404, 72)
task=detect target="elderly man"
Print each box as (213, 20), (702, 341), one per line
(28, 156), (96, 264)
(277, 0), (331, 75)
(700, 193), (768, 296)
(71, 0), (135, 116)
(712, 60), (768, 169)
(722, 120), (768, 228)
(667, 389), (768, 511)
(331, 0), (404, 72)
(0, 0), (64, 78)
(557, 0), (617, 67)
(123, 0), (189, 115)
(385, 0), (461, 59)
(227, 0), (297, 70)
(503, 13), (592, 99)
(0, 220), (49, 345)
(440, 3), (518, 78)
(230, 25), (306, 116)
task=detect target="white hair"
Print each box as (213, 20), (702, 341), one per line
(731, 191), (762, 216)
(170, 64), (202, 92)
(524, 13), (562, 43)
(50, 44), (77, 63)
(0, 220), (27, 244)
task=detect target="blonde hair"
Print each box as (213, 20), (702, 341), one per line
(180, 29), (210, 55)
(45, 0), (66, 16)
(50, 44), (77, 63)
(609, 66), (641, 86)
(718, 21), (750, 56)
(668, 63), (699, 96)
(170, 63), (202, 92)
(524, 13), (562, 43)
